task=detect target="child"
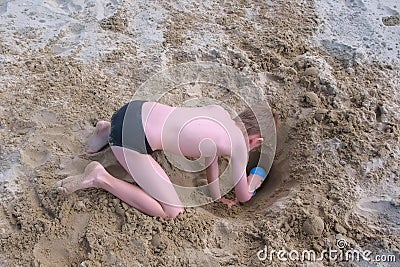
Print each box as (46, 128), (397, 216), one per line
(55, 100), (269, 218)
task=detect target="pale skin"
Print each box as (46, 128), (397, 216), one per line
(55, 102), (266, 218)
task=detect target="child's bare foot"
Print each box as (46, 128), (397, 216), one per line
(55, 161), (105, 194)
(87, 120), (111, 154)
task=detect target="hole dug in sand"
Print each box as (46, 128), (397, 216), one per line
(242, 122), (296, 217)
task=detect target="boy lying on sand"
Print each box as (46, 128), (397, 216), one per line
(55, 101), (269, 218)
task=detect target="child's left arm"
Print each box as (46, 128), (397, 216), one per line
(205, 156), (221, 200)
(206, 156), (238, 208)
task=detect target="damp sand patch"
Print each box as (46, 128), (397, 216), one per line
(314, 0), (400, 65)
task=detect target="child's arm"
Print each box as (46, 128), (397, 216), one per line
(234, 174), (254, 203)
(231, 146), (254, 203)
(205, 156), (221, 200)
(206, 152), (266, 205)
(205, 157), (240, 208)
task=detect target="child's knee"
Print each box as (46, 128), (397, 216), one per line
(164, 206), (184, 218)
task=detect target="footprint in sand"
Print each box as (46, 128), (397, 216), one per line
(32, 110), (58, 125)
(57, 157), (91, 176)
(51, 22), (85, 55)
(20, 148), (51, 169)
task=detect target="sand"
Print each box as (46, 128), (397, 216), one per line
(0, 0), (399, 266)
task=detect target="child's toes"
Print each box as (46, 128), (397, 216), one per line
(54, 180), (63, 189)
(57, 186), (67, 194)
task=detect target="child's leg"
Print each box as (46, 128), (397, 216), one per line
(97, 168), (173, 217)
(55, 161), (183, 218)
(87, 120), (111, 153)
(110, 146), (184, 218)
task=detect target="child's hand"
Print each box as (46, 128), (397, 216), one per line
(217, 197), (239, 208)
(248, 173), (264, 192)
(248, 167), (267, 193)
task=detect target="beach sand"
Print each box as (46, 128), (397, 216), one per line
(0, 0), (399, 266)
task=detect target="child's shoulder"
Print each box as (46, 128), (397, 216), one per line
(203, 104), (231, 117)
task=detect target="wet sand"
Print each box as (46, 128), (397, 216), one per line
(0, 0), (399, 266)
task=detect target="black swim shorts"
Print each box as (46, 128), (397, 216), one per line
(108, 100), (153, 154)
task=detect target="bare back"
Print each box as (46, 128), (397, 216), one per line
(142, 102), (247, 158)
